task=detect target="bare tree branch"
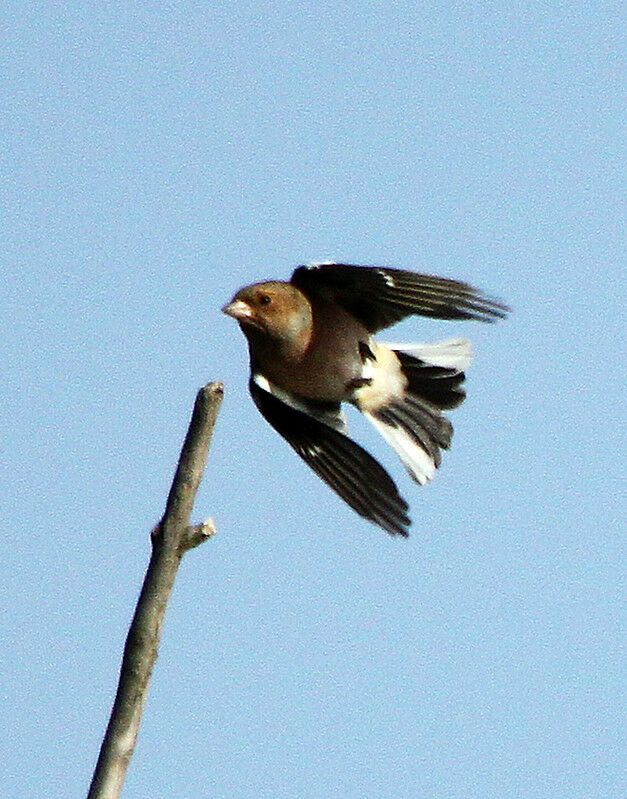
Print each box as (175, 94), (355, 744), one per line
(87, 381), (224, 799)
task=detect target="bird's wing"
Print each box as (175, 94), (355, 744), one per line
(250, 374), (411, 536)
(291, 262), (508, 332)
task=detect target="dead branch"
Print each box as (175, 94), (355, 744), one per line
(87, 381), (224, 799)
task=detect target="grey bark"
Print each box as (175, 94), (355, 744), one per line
(87, 381), (224, 799)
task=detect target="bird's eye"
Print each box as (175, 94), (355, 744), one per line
(259, 293), (272, 306)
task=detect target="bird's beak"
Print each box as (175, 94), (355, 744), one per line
(222, 299), (254, 322)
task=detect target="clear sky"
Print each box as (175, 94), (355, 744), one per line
(2, 3), (624, 798)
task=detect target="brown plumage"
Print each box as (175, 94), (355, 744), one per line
(223, 262), (508, 536)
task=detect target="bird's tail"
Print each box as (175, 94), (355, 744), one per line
(357, 338), (472, 484)
(390, 337), (472, 411)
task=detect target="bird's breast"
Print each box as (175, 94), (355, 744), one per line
(253, 300), (369, 402)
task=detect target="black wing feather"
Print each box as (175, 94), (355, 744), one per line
(292, 263), (509, 332)
(250, 377), (411, 536)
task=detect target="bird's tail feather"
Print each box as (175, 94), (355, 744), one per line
(363, 397), (451, 484)
(388, 337), (472, 410)
(362, 338), (471, 484)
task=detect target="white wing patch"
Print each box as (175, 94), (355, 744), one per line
(377, 268), (396, 288)
(304, 260), (337, 268)
(252, 373), (349, 435)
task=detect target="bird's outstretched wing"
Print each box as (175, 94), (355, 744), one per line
(250, 374), (411, 536)
(291, 263), (509, 332)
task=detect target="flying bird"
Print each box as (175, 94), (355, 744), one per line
(223, 263), (508, 536)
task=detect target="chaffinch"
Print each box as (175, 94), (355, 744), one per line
(223, 262), (508, 536)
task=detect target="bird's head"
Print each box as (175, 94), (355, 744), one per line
(222, 281), (313, 347)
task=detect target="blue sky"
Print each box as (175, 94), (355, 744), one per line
(2, 3), (624, 797)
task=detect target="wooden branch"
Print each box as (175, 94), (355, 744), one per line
(87, 381), (224, 799)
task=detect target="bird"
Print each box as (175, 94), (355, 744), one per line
(222, 262), (508, 536)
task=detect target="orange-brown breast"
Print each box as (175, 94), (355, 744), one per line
(251, 296), (370, 402)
